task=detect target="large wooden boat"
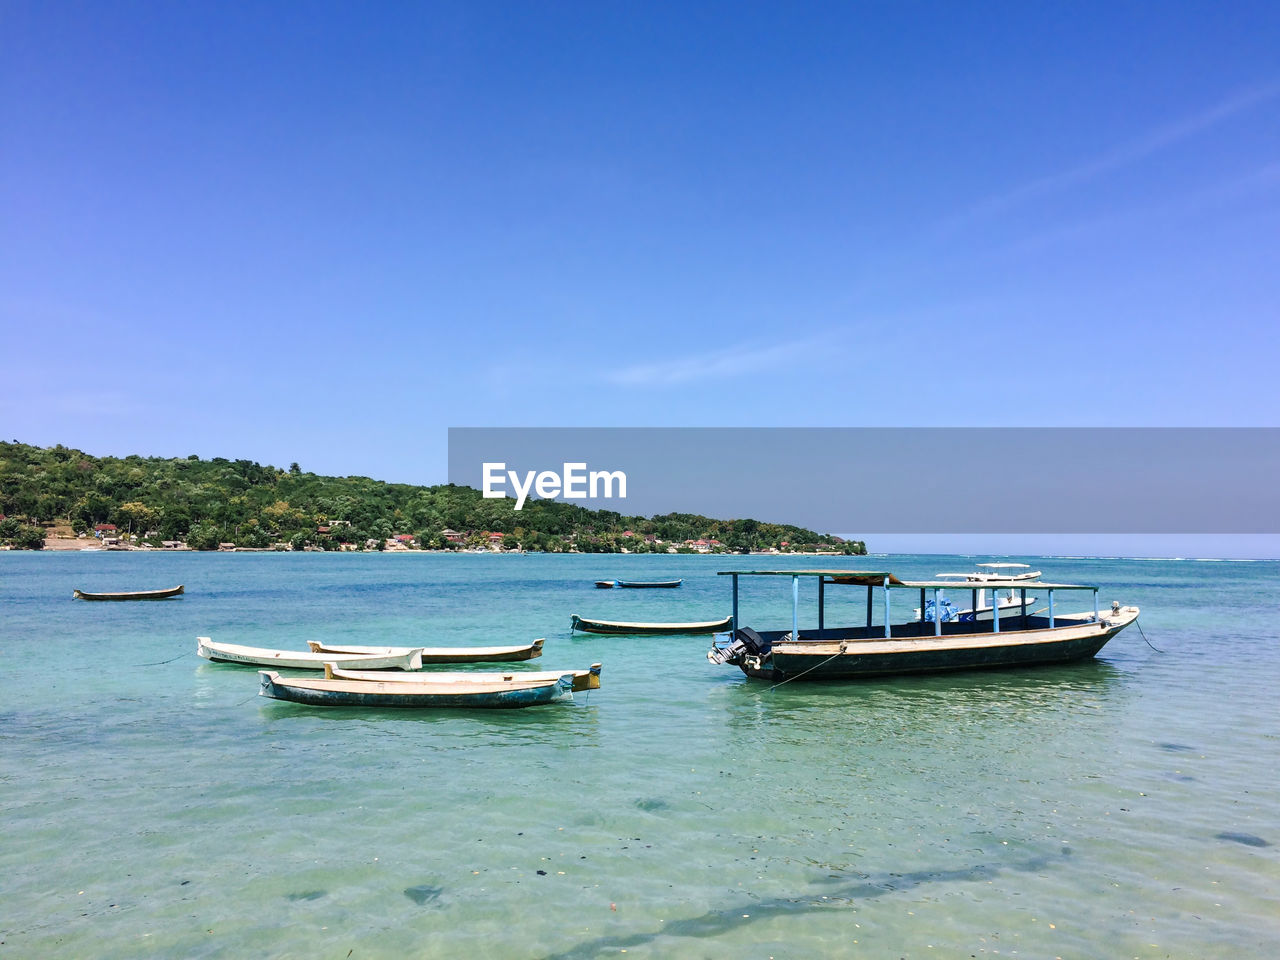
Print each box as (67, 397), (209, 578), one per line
(707, 570), (1140, 682)
(594, 579), (683, 589)
(307, 638), (544, 663)
(325, 662), (602, 692)
(258, 670), (574, 708)
(571, 614), (732, 635)
(197, 637), (422, 670)
(73, 585), (184, 601)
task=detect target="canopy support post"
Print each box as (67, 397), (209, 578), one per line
(1093, 589), (1099, 622)
(919, 588), (926, 623)
(818, 576), (825, 631)
(1020, 587), (1027, 626)
(732, 574), (739, 636)
(934, 587), (941, 636)
(883, 576), (891, 639)
(992, 596), (1001, 633)
(1048, 589), (1055, 628)
(792, 575), (800, 640)
(866, 585), (873, 627)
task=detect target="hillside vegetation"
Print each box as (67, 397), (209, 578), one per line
(0, 441), (865, 554)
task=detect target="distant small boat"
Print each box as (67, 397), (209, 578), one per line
(570, 614), (732, 635)
(73, 584), (184, 601)
(326, 662), (603, 692)
(916, 562), (1041, 621)
(198, 636), (422, 670)
(307, 638), (545, 663)
(594, 579), (683, 589)
(258, 670), (574, 708)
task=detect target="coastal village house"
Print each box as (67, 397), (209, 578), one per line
(684, 538), (723, 553)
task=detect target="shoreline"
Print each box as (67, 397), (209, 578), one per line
(38, 537), (858, 557)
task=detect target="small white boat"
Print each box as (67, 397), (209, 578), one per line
(916, 563), (1040, 622)
(197, 637), (423, 670)
(307, 639), (545, 663)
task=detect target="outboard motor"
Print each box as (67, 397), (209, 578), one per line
(707, 626), (768, 665)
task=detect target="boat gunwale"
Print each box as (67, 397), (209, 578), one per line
(326, 662), (603, 691)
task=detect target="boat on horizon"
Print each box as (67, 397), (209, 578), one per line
(914, 562), (1041, 622)
(594, 579), (683, 589)
(707, 569), (1139, 682)
(74, 584), (184, 601)
(571, 614), (732, 635)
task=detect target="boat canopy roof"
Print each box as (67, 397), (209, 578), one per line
(717, 570), (1097, 590)
(718, 569), (902, 585)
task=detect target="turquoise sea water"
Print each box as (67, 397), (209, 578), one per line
(2, 552), (1277, 958)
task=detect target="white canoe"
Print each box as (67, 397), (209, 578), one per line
(198, 637), (423, 670)
(307, 638), (544, 663)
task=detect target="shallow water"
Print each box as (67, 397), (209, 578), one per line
(2, 552), (1277, 957)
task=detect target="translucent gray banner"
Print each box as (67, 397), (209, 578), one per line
(447, 427), (1280, 533)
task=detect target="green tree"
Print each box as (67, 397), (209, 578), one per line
(186, 523), (221, 551)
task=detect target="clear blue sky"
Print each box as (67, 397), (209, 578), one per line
(3, 2), (1279, 551)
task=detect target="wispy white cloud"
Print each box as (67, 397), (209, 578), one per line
(940, 81), (1280, 232)
(603, 336), (824, 387)
(992, 159), (1280, 258)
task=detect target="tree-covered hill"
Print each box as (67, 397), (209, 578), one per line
(0, 441), (865, 554)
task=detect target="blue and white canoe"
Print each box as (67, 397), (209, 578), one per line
(198, 637), (423, 671)
(258, 671), (575, 708)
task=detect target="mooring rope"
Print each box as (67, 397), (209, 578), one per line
(1136, 619), (1164, 653)
(134, 651), (192, 666)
